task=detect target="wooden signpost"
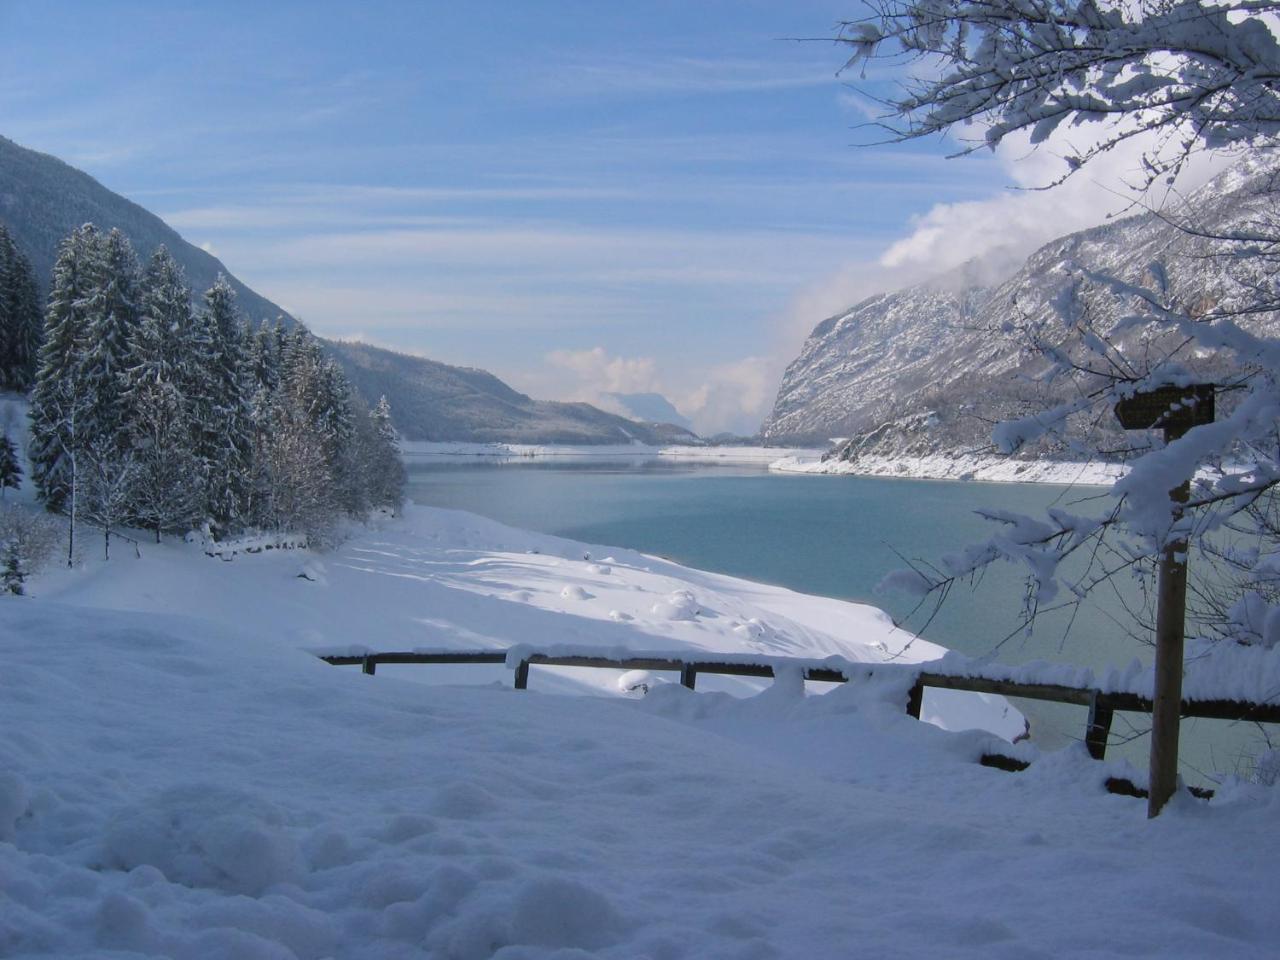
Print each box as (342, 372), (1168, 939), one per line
(1114, 383), (1215, 818)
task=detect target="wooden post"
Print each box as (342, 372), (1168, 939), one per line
(1148, 474), (1189, 816)
(1115, 384), (1213, 818)
(906, 679), (924, 720)
(680, 663), (697, 690)
(1085, 691), (1114, 761)
(361, 656), (377, 676)
(513, 659), (530, 690)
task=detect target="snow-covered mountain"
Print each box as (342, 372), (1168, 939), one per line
(762, 156), (1280, 454)
(0, 135), (696, 445)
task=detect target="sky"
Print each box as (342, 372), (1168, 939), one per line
(0, 1), (1233, 435)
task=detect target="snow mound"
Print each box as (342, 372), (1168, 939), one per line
(651, 589), (700, 621)
(100, 784), (301, 895)
(508, 875), (624, 950)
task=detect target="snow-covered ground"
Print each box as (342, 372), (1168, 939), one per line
(771, 451), (1127, 485)
(4, 507), (1280, 957)
(29, 505), (1021, 739)
(403, 441), (826, 464)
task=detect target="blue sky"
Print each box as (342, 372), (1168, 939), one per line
(1, 1), (1185, 434)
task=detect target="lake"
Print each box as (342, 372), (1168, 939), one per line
(406, 456), (1261, 784)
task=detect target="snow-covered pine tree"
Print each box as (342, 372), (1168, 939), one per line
(29, 223), (101, 514)
(319, 357), (364, 518)
(2, 538), (24, 596)
(261, 395), (337, 543)
(248, 320), (282, 393)
(0, 433), (21, 500)
(78, 228), (141, 457)
(252, 328), (368, 540)
(194, 275), (254, 533)
(273, 322), (292, 381)
(125, 247), (202, 540)
(367, 395), (406, 513)
(131, 246), (192, 388)
(0, 223), (43, 392)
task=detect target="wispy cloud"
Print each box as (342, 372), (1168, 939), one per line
(534, 55), (833, 98)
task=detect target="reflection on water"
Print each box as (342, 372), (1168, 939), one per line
(406, 456), (1264, 785)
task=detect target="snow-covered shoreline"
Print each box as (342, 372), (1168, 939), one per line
(399, 439), (1128, 487)
(30, 503), (1023, 741)
(770, 451), (1126, 486)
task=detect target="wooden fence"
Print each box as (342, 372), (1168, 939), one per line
(319, 649), (1280, 770)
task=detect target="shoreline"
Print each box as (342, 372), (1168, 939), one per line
(769, 452), (1125, 487)
(398, 440), (1126, 487)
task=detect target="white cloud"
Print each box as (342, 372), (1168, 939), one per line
(546, 347), (661, 397)
(677, 356), (776, 437)
(528, 347), (773, 437)
(777, 128), (1242, 348)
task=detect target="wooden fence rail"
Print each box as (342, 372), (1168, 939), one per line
(318, 650), (1280, 763)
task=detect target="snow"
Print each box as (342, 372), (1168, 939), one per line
(4, 507), (1280, 956)
(5, 596), (1280, 957)
(771, 451), (1127, 486)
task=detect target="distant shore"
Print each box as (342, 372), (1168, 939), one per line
(769, 452), (1125, 486)
(400, 440), (827, 464)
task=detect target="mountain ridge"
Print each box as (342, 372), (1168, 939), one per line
(0, 135), (695, 444)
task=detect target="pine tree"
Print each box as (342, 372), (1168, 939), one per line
(125, 247), (200, 540)
(0, 434), (21, 500)
(78, 228), (140, 453)
(367, 396), (406, 513)
(0, 223), (42, 392)
(2, 539), (24, 596)
(130, 246), (192, 389)
(193, 276), (253, 532)
(29, 223), (100, 513)
(258, 394), (337, 541)
(128, 379), (201, 541)
(248, 320), (281, 393)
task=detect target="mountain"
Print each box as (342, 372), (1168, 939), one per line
(327, 341), (697, 444)
(598, 392), (693, 431)
(762, 156), (1280, 456)
(0, 135), (696, 445)
(0, 135), (290, 329)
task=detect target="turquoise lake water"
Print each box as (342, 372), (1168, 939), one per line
(406, 457), (1261, 784)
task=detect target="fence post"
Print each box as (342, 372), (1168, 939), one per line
(362, 656), (377, 676)
(906, 679), (924, 719)
(1085, 691), (1114, 760)
(680, 663), (697, 690)
(514, 659), (530, 690)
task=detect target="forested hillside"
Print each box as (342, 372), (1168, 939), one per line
(15, 223), (405, 550)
